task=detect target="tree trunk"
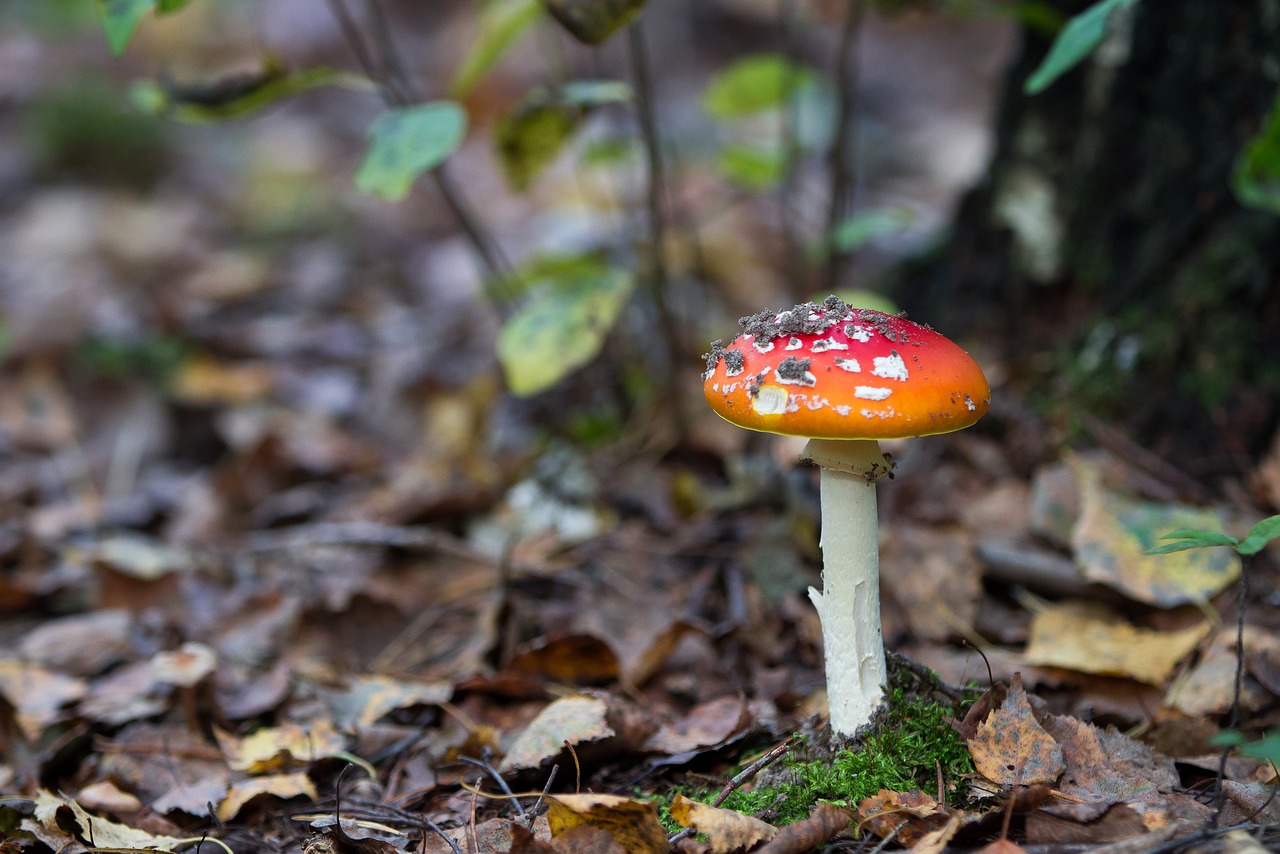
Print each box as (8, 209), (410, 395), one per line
(903, 1), (1280, 481)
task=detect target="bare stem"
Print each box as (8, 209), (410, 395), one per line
(628, 20), (686, 428)
(324, 0), (514, 294)
(823, 0), (864, 294)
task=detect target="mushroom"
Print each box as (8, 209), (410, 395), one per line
(702, 296), (989, 735)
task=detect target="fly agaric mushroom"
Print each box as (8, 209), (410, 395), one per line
(703, 296), (989, 735)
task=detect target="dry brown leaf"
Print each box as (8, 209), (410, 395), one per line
(217, 771), (317, 820)
(0, 660), (87, 739)
(499, 694), (616, 774)
(644, 696), (751, 758)
(880, 524), (982, 642)
(1045, 714), (1179, 803)
(33, 790), (183, 850)
(1166, 629), (1274, 716)
(508, 634), (620, 685)
(910, 814), (962, 854)
(1022, 602), (1209, 685)
(217, 719), (348, 772)
(17, 609), (134, 677)
(328, 674), (453, 730)
(967, 674), (1064, 787)
(856, 790), (951, 845)
(754, 803), (852, 854)
(545, 793), (668, 854)
(1070, 458), (1239, 606)
(669, 794), (776, 853)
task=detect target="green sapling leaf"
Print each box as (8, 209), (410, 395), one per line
(497, 258), (634, 396)
(451, 0), (543, 98)
(356, 102), (467, 201)
(1145, 528), (1237, 555)
(96, 0), (153, 56)
(1237, 514), (1280, 556)
(1232, 91), (1280, 215)
(1023, 0), (1139, 95)
(702, 54), (815, 120)
(1211, 730), (1280, 766)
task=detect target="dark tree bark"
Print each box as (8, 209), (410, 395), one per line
(904, 1), (1280, 482)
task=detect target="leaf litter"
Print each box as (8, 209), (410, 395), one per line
(1, 7), (1279, 854)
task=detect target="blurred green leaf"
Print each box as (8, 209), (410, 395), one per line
(95, 0), (152, 55)
(1233, 92), (1280, 215)
(1023, 0), (1138, 95)
(703, 53), (815, 120)
(1211, 730), (1280, 765)
(540, 0), (646, 45)
(1145, 529), (1237, 555)
(559, 79), (633, 108)
(1238, 514), (1280, 555)
(497, 82), (630, 191)
(716, 143), (785, 191)
(155, 0), (191, 11)
(451, 0), (543, 98)
(131, 66), (370, 123)
(828, 208), (915, 254)
(497, 98), (577, 192)
(497, 257), (634, 396)
(355, 101), (467, 201)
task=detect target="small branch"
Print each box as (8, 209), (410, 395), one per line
(823, 0), (864, 294)
(1213, 553), (1251, 827)
(323, 0), (514, 294)
(777, 0), (805, 294)
(627, 20), (687, 429)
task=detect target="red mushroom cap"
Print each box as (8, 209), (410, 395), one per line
(703, 297), (990, 440)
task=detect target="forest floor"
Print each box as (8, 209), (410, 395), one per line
(1, 3), (1279, 853)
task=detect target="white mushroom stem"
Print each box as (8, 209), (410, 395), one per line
(801, 438), (892, 736)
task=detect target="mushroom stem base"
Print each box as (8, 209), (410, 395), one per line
(803, 438), (888, 736)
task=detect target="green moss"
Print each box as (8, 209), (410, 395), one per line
(681, 686), (974, 828)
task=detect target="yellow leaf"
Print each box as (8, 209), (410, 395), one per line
(545, 793), (668, 854)
(670, 794), (775, 853)
(217, 772), (317, 820)
(1023, 602), (1209, 685)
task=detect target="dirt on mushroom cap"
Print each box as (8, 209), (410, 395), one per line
(702, 297), (989, 440)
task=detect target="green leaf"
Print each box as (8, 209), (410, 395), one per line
(559, 80), (633, 108)
(828, 208), (915, 254)
(96, 0), (153, 56)
(1023, 0), (1139, 95)
(1145, 528), (1238, 555)
(450, 0), (543, 98)
(540, 0), (646, 45)
(1237, 514), (1280, 556)
(156, 0), (192, 12)
(355, 102), (467, 201)
(1211, 730), (1280, 765)
(131, 66), (371, 123)
(717, 143), (785, 191)
(497, 257), (635, 396)
(1232, 91), (1280, 215)
(703, 54), (815, 120)
(495, 82), (630, 192)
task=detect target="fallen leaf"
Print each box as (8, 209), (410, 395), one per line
(1022, 602), (1209, 684)
(643, 696), (751, 758)
(1071, 458), (1239, 606)
(545, 793), (668, 854)
(33, 790), (183, 850)
(856, 790), (950, 845)
(508, 634), (620, 685)
(1044, 715), (1178, 803)
(171, 354), (274, 405)
(217, 719), (349, 772)
(910, 814), (962, 854)
(966, 674), (1065, 787)
(499, 694), (615, 774)
(327, 674), (453, 730)
(17, 609), (134, 676)
(754, 803), (852, 854)
(0, 660), (87, 739)
(669, 794), (776, 853)
(880, 524), (982, 642)
(217, 771), (318, 820)
(1166, 630), (1273, 716)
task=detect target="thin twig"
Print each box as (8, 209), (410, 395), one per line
(823, 0), (864, 294)
(777, 0), (805, 294)
(627, 20), (687, 430)
(1213, 554), (1251, 827)
(322, 0), (514, 292)
(528, 764), (558, 827)
(668, 737), (797, 844)
(455, 754), (527, 820)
